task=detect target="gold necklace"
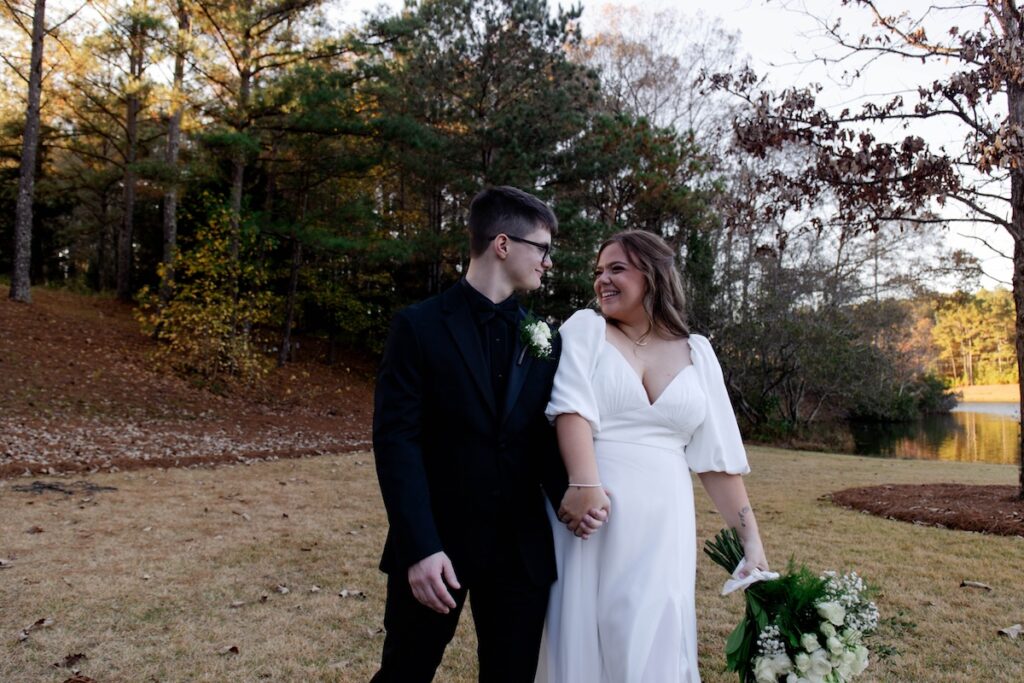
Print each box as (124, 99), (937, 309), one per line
(617, 322), (651, 347)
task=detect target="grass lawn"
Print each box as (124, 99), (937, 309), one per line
(1, 448), (1021, 682)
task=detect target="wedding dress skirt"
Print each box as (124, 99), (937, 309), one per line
(535, 310), (749, 683)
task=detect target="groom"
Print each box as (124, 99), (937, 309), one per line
(371, 186), (567, 682)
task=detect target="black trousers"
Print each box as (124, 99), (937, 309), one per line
(370, 556), (550, 683)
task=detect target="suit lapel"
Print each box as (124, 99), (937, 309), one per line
(442, 286), (497, 416)
(502, 310), (534, 424)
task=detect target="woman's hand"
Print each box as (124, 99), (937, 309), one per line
(558, 487), (611, 539)
(738, 536), (769, 578)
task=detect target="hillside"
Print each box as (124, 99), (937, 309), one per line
(0, 288), (374, 477)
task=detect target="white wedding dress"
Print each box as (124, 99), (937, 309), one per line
(535, 309), (750, 683)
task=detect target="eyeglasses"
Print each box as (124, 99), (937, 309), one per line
(491, 234), (553, 261)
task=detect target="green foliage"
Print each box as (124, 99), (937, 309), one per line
(137, 195), (275, 386)
(550, 113), (718, 323)
(931, 288), (1017, 386)
(850, 372), (955, 421)
(705, 529), (879, 683)
(706, 530), (829, 681)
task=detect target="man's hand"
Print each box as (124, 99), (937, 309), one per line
(558, 487), (611, 539)
(407, 551), (461, 614)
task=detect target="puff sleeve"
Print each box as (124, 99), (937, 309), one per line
(545, 309), (605, 433)
(684, 334), (750, 474)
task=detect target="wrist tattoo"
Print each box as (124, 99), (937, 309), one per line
(738, 505), (750, 528)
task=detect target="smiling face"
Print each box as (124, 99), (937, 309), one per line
(594, 241), (648, 323)
(504, 225), (553, 291)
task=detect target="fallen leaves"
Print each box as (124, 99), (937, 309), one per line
(998, 624), (1022, 639)
(0, 414), (370, 474)
(18, 616), (54, 641)
(54, 652), (88, 669)
(11, 480), (117, 496)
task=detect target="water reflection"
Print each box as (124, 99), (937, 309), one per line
(848, 403), (1019, 464)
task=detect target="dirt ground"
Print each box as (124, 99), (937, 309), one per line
(1, 289), (374, 478)
(3, 288), (1021, 539)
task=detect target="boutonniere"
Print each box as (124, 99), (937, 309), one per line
(519, 313), (556, 363)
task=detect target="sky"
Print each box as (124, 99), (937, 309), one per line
(333, 0), (1013, 286)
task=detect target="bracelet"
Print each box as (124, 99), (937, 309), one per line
(569, 482), (602, 488)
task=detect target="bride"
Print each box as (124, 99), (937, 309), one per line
(535, 230), (770, 683)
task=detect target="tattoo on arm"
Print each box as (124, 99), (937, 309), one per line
(738, 505), (750, 528)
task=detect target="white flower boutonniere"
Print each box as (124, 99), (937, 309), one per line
(519, 313), (556, 362)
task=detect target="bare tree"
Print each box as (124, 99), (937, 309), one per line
(574, 4), (741, 147)
(705, 0), (1024, 496)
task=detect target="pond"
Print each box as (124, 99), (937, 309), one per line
(847, 402), (1019, 465)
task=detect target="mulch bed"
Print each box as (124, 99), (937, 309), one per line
(831, 483), (1024, 537)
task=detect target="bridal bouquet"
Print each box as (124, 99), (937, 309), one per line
(704, 529), (879, 683)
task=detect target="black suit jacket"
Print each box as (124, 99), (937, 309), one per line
(373, 283), (566, 587)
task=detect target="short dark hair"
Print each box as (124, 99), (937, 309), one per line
(467, 186), (557, 257)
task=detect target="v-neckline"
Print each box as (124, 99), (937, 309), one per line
(602, 337), (695, 407)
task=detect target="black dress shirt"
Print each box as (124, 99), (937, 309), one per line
(460, 279), (518, 415)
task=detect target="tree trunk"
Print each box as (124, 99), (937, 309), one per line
(427, 187), (442, 294)
(1008, 66), (1024, 498)
(1013, 234), (1024, 499)
(161, 1), (189, 304)
(278, 236), (303, 367)
(9, 0), (47, 303)
(117, 11), (145, 302)
(98, 189), (115, 290)
(229, 46), (252, 264)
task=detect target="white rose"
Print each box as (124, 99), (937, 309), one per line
(526, 323), (552, 354)
(827, 635), (844, 656)
(851, 644), (869, 676)
(804, 649), (833, 683)
(817, 601), (846, 627)
(801, 633), (822, 653)
(794, 652), (811, 673)
(820, 622), (837, 638)
(834, 649), (857, 679)
(754, 653), (794, 683)
(841, 628), (862, 646)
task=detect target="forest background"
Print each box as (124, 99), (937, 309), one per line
(1, 0), (1019, 444)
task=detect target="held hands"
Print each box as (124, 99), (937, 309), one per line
(407, 551), (461, 614)
(558, 486), (611, 539)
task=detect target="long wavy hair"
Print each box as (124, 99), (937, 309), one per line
(596, 230), (690, 339)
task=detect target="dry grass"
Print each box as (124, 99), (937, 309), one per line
(957, 384), (1019, 403)
(1, 449), (1022, 683)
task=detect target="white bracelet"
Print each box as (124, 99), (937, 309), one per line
(569, 482), (602, 488)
